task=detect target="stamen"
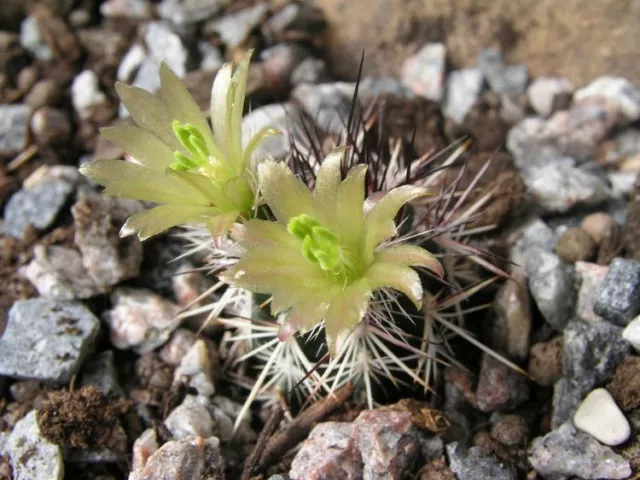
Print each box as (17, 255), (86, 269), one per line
(169, 120), (210, 172)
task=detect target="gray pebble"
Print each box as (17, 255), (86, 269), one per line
(447, 442), (517, 480)
(444, 68), (484, 123)
(528, 422), (631, 479)
(0, 103), (30, 156)
(478, 49), (528, 96)
(0, 299), (100, 383)
(203, 3), (268, 49)
(594, 257), (640, 326)
(164, 395), (215, 440)
(145, 21), (189, 78)
(2, 179), (73, 239)
(7, 411), (64, 480)
(401, 42), (446, 102)
(525, 249), (575, 331)
(19, 16), (52, 61)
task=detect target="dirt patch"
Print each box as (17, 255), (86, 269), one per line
(607, 356), (640, 412)
(37, 386), (131, 453)
(316, 0), (640, 87)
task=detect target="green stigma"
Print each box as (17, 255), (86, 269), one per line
(288, 214), (349, 275)
(169, 120), (210, 172)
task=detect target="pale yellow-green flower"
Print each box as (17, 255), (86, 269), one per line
(221, 151), (444, 355)
(79, 51), (278, 240)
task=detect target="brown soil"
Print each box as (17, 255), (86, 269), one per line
(607, 356), (640, 412)
(316, 0), (640, 87)
(37, 386), (131, 453)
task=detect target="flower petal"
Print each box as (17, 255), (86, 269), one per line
(210, 63), (232, 152)
(101, 123), (174, 171)
(335, 163), (367, 245)
(363, 185), (432, 256)
(206, 210), (239, 238)
(314, 148), (344, 209)
(80, 159), (208, 205)
(242, 126), (280, 169)
(159, 63), (209, 138)
(324, 282), (371, 357)
(238, 219), (300, 249)
(228, 51), (252, 170)
(365, 262), (424, 309)
(121, 204), (220, 240)
(257, 159), (325, 225)
(374, 244), (444, 278)
(115, 82), (183, 153)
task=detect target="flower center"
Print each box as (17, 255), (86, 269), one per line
(287, 214), (361, 284)
(169, 120), (210, 172)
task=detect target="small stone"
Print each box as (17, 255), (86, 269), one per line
(446, 442), (517, 480)
(527, 76), (573, 117)
(573, 388), (630, 446)
(2, 179), (73, 239)
(475, 354), (530, 412)
(144, 21), (189, 78)
(10, 380), (41, 402)
(20, 245), (103, 299)
(491, 269), (531, 361)
(71, 192), (143, 290)
(0, 298), (99, 383)
(209, 396), (255, 444)
(242, 102), (298, 163)
(525, 249), (575, 330)
(289, 422), (361, 480)
(528, 422), (631, 479)
(528, 336), (563, 387)
(490, 414), (528, 447)
(291, 82), (352, 134)
(401, 43), (446, 102)
(164, 395), (215, 441)
(204, 2), (268, 49)
(509, 217), (557, 266)
(17, 66), (38, 92)
(622, 315), (640, 352)
(443, 68), (484, 123)
(25, 79), (61, 109)
(418, 457), (455, 480)
(71, 70), (107, 120)
(554, 319), (630, 426)
(131, 428), (158, 471)
(7, 411), (63, 480)
(554, 227), (596, 264)
(129, 436), (224, 480)
(198, 41), (223, 72)
(100, 0), (152, 19)
(20, 16), (52, 61)
(352, 408), (423, 479)
(104, 287), (180, 354)
(609, 171), (638, 197)
(117, 43), (146, 83)
(30, 107), (71, 145)
(581, 212), (617, 245)
(261, 43), (312, 94)
(575, 261), (609, 323)
(607, 355), (640, 411)
(79, 351), (124, 397)
(159, 329), (198, 366)
(157, 0), (223, 25)
(173, 339), (217, 397)
(478, 49), (528, 96)
(523, 158), (610, 213)
(594, 257), (640, 326)
(0, 103), (30, 156)
(290, 58), (328, 86)
(574, 76), (640, 125)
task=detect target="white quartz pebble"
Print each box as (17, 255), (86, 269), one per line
(622, 315), (640, 353)
(573, 388), (631, 446)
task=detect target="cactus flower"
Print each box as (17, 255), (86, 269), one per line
(221, 150), (444, 355)
(80, 51), (277, 240)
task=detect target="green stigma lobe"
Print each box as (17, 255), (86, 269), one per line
(170, 120), (210, 172)
(288, 214), (341, 272)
